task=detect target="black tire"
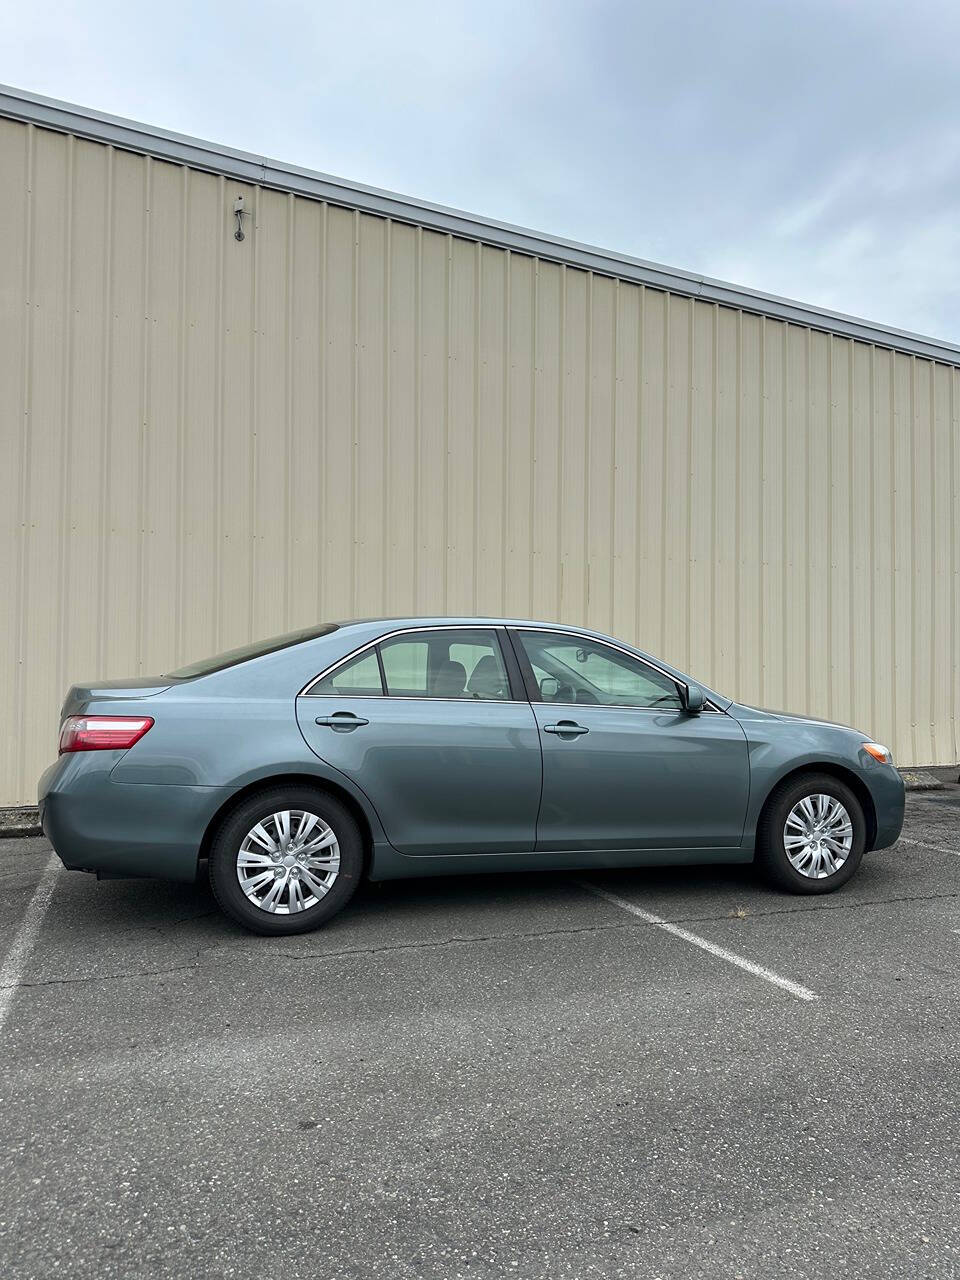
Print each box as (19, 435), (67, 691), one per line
(208, 786), (363, 935)
(756, 772), (866, 894)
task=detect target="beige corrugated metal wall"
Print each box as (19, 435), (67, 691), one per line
(2, 116), (959, 804)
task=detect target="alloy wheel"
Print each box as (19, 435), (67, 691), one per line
(236, 809), (340, 914)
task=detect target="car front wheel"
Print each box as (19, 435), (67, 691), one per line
(756, 772), (866, 894)
(208, 786), (363, 934)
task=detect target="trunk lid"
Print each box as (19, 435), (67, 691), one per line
(60, 677), (173, 720)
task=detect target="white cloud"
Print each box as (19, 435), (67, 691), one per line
(3, 0), (960, 342)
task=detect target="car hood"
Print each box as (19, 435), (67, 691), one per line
(730, 702), (863, 734)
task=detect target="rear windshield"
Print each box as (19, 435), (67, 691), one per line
(165, 624), (339, 679)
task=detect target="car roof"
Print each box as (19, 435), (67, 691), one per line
(332, 616), (606, 632)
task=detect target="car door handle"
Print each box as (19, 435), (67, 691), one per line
(315, 712), (369, 730)
(543, 720), (589, 737)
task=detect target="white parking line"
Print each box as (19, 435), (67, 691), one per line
(0, 854), (60, 1035)
(578, 881), (818, 1002)
(898, 836), (960, 858)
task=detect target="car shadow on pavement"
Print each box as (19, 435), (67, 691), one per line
(39, 836), (916, 949)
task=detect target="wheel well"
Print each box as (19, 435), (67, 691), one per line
(759, 763), (878, 849)
(197, 775), (375, 877)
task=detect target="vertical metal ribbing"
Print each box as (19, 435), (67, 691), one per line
(135, 155), (152, 674)
(55, 133), (75, 713)
(13, 125), (36, 798)
(499, 250), (511, 617)
(633, 285), (645, 653)
(7, 116), (960, 799)
(780, 323), (788, 713)
(471, 240), (481, 616)
(283, 193), (295, 627)
(382, 219), (392, 611)
(413, 224), (422, 612)
(212, 175), (226, 651)
(609, 280), (619, 635)
(867, 345), (876, 743)
(803, 327), (812, 715)
(528, 258), (537, 614)
(96, 145), (115, 677)
(742, 312), (747, 701)
(245, 183), (258, 642)
(174, 166), (188, 663)
(911, 350), (921, 763)
(317, 202), (328, 617)
(952, 369), (960, 762)
(350, 209), (360, 616)
(658, 295), (669, 657)
(441, 233), (451, 614)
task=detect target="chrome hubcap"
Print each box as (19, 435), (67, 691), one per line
(237, 810), (340, 914)
(783, 794), (853, 879)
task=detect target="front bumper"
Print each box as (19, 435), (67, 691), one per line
(868, 763), (906, 850)
(39, 754), (232, 882)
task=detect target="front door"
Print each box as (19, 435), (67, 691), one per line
(296, 627), (541, 855)
(511, 629), (750, 852)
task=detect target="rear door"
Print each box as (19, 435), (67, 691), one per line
(296, 626), (542, 855)
(510, 629), (750, 851)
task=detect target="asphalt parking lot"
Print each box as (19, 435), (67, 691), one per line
(2, 792), (960, 1279)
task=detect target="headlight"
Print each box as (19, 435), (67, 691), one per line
(862, 742), (893, 765)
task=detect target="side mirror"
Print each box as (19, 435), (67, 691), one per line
(683, 683), (705, 714)
(539, 676), (560, 701)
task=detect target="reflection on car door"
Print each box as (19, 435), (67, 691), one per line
(296, 627), (542, 855)
(511, 629), (750, 852)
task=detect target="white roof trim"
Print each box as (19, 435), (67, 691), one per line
(3, 82), (959, 366)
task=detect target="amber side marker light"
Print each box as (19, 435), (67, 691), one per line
(59, 716), (155, 754)
(862, 742), (893, 765)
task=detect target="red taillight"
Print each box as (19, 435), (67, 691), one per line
(58, 715), (154, 754)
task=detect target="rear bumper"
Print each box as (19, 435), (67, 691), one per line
(38, 755), (233, 882)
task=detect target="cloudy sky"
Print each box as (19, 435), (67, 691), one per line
(5, 0), (960, 343)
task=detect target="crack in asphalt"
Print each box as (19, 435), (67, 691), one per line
(196, 888), (960, 966)
(640, 888), (960, 926)
(4, 883), (960, 989)
(0, 821), (957, 991)
(45, 884), (960, 978)
(0, 958), (202, 991)
(202, 919), (636, 964)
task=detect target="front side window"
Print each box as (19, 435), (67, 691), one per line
(379, 629), (510, 700)
(516, 631), (683, 710)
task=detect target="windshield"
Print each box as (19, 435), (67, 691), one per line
(165, 624), (339, 679)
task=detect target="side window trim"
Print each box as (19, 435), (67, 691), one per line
(378, 627), (515, 701)
(505, 627), (542, 703)
(301, 625), (526, 702)
(496, 627), (530, 702)
(510, 627), (699, 711)
(301, 625), (718, 710)
(302, 644), (385, 697)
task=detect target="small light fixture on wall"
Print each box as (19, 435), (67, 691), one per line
(233, 195), (247, 242)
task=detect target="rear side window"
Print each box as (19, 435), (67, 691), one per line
(379, 637), (429, 697)
(307, 629), (512, 700)
(167, 623), (339, 679)
(309, 649), (383, 696)
(303, 629), (511, 701)
(379, 629), (510, 700)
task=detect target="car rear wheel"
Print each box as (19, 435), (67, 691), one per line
(756, 772), (866, 894)
(208, 786), (363, 935)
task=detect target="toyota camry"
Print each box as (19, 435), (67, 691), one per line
(38, 618), (905, 934)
